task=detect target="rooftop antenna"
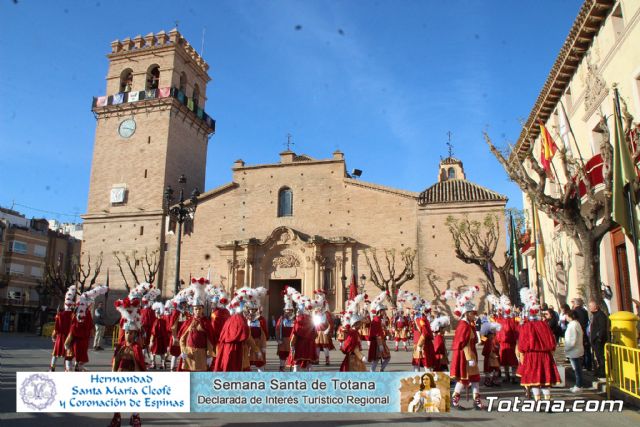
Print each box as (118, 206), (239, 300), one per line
(446, 131), (454, 158)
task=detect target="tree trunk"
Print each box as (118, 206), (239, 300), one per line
(496, 267), (510, 295)
(577, 235), (604, 308)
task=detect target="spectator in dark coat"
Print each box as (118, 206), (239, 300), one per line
(572, 298), (592, 370)
(544, 308), (562, 342)
(588, 299), (610, 378)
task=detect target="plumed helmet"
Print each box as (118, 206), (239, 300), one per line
(64, 285), (77, 310)
(430, 315), (451, 332)
(442, 285), (480, 318)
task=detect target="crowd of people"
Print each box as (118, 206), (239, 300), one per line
(48, 278), (614, 422)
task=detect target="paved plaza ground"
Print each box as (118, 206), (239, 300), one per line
(2, 332), (640, 426)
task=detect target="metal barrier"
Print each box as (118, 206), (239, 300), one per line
(605, 342), (640, 400)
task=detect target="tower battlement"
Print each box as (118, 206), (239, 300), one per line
(109, 29), (209, 73)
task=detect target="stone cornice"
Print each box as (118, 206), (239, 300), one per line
(232, 159), (345, 172)
(81, 209), (164, 222)
(343, 178), (419, 199)
(93, 97), (214, 135)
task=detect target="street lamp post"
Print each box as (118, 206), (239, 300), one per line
(164, 174), (200, 296)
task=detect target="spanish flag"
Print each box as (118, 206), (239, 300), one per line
(539, 121), (558, 173)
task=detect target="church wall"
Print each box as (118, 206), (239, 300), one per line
(416, 202), (507, 314)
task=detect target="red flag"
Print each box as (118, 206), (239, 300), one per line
(348, 273), (358, 300)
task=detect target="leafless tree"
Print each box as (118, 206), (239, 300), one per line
(483, 103), (634, 305)
(363, 247), (416, 305)
(113, 247), (160, 291)
(446, 213), (512, 296)
(43, 252), (103, 302)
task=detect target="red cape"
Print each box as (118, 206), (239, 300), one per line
(517, 320), (561, 386)
(214, 313), (250, 372)
(340, 327), (362, 372)
(292, 314), (317, 363)
(211, 307), (231, 347)
(450, 319), (478, 381)
(52, 311), (73, 357)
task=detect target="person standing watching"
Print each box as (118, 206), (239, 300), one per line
(588, 299), (610, 379)
(564, 310), (584, 392)
(93, 302), (106, 351)
(572, 298), (591, 371)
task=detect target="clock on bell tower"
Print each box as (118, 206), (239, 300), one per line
(82, 29), (215, 294)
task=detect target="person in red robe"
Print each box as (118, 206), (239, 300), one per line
(50, 285), (76, 371)
(287, 292), (318, 371)
(481, 322), (502, 387)
(445, 285), (482, 410)
(179, 278), (215, 371)
(248, 307), (267, 371)
(312, 291), (335, 365)
(431, 315), (450, 372)
(168, 295), (189, 371)
(517, 287), (561, 401)
(339, 294), (367, 372)
(496, 296), (519, 383)
(149, 302), (169, 369)
(208, 288), (230, 370)
(214, 291), (262, 372)
(393, 310), (409, 351)
(276, 294), (295, 371)
(110, 296), (146, 427)
(64, 285), (108, 371)
(140, 296), (156, 364)
(368, 293), (391, 372)
(64, 304), (93, 372)
(411, 302), (435, 372)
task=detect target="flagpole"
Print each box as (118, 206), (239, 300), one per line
(531, 200), (542, 303)
(559, 100), (588, 170)
(614, 87), (640, 289)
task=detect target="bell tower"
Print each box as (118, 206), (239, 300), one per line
(82, 30), (215, 293)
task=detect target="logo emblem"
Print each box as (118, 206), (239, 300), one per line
(20, 374), (57, 410)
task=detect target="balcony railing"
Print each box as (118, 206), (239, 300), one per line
(0, 297), (39, 307)
(92, 87), (215, 133)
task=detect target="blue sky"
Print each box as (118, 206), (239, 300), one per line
(0, 0), (582, 222)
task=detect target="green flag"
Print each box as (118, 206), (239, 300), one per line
(612, 89), (639, 239)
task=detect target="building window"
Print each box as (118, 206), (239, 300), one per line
(140, 226), (144, 236)
(119, 68), (133, 93)
(7, 263), (25, 275)
(30, 266), (44, 278)
(448, 167), (456, 180)
(34, 245), (46, 257)
(278, 187), (293, 217)
(11, 241), (27, 254)
(146, 65), (160, 90)
(612, 3), (624, 40)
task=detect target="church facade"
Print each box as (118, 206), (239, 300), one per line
(82, 31), (508, 320)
